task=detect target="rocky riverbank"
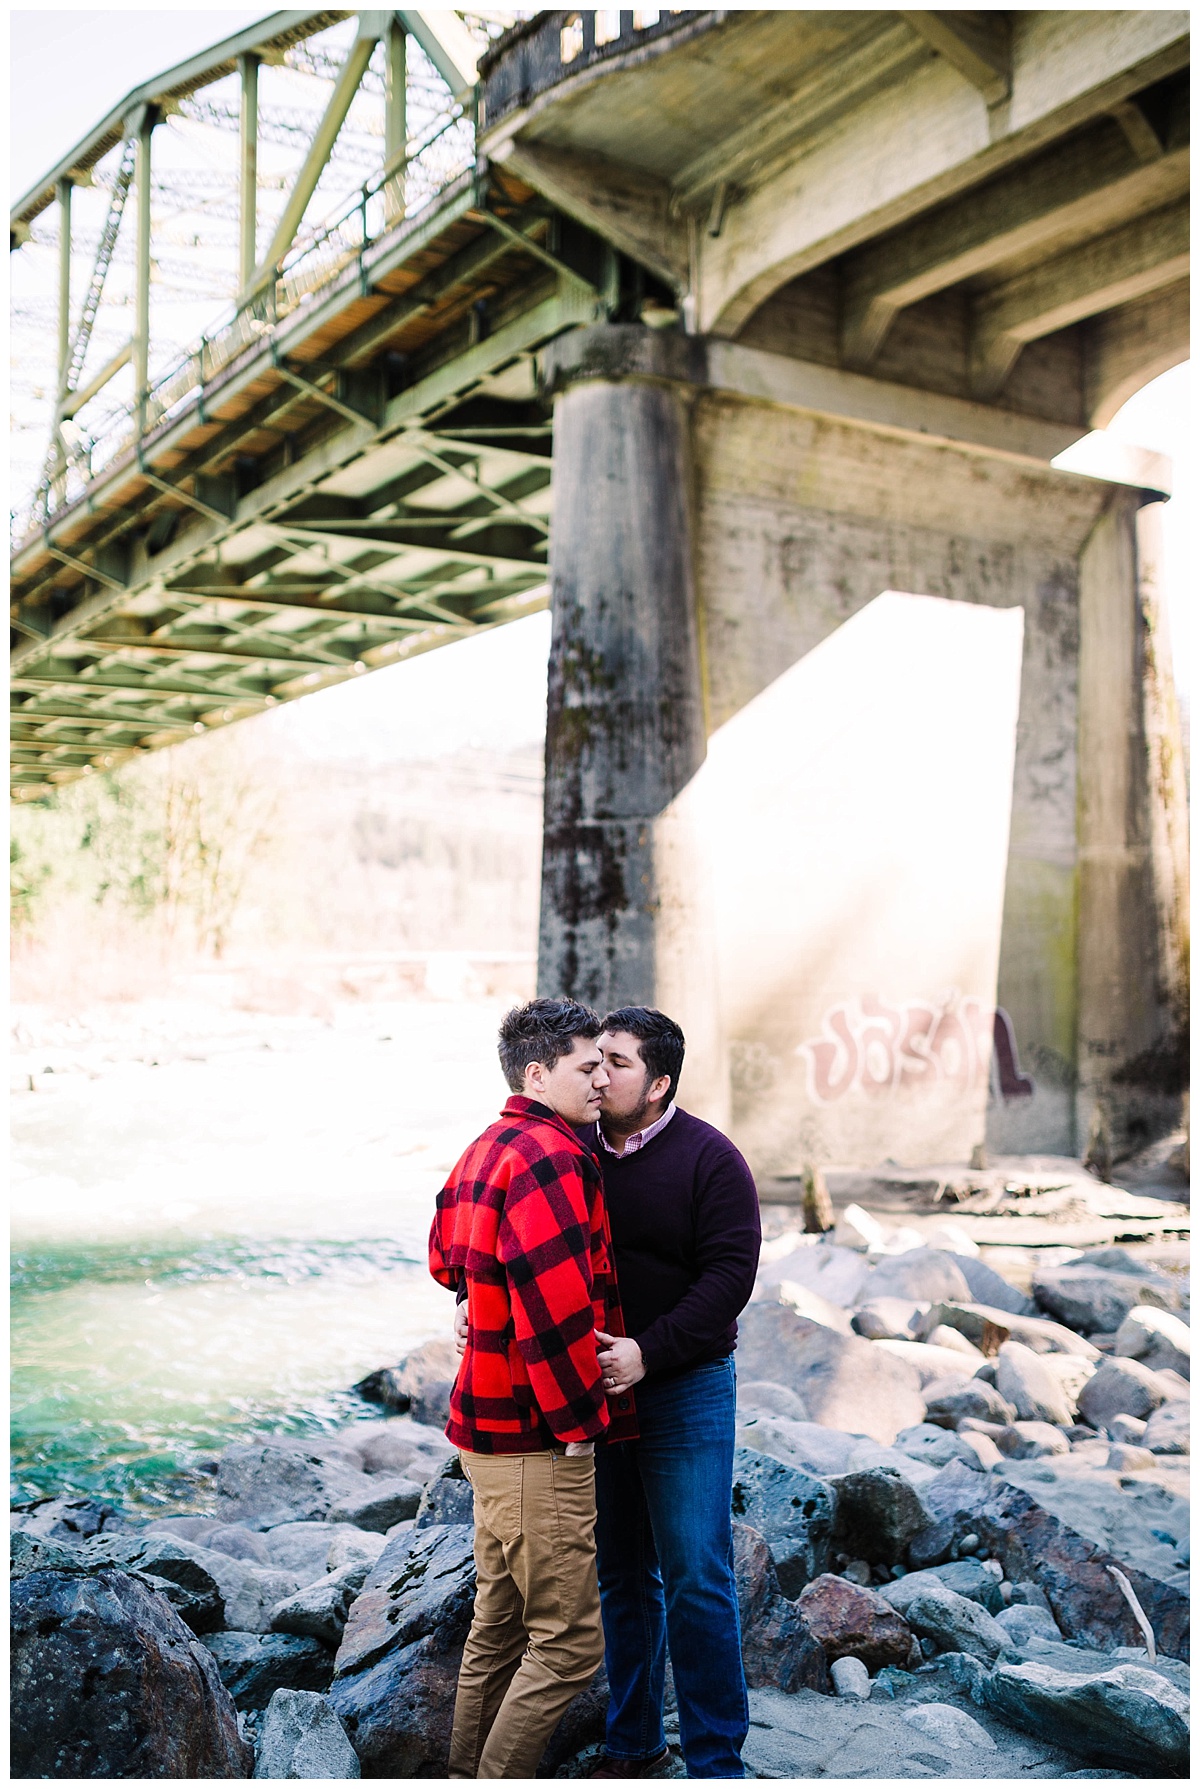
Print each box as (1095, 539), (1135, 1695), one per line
(11, 1212), (1190, 1778)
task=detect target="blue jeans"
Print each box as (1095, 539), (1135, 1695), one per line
(594, 1355), (748, 1778)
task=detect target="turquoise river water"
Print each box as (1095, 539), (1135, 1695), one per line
(11, 998), (512, 1511)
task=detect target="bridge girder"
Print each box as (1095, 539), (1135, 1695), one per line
(12, 9), (1191, 803)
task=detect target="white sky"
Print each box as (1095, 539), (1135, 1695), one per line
(9, 11), (1192, 762)
(10, 10), (271, 200)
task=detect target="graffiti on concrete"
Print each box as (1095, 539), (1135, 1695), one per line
(797, 993), (1035, 1105)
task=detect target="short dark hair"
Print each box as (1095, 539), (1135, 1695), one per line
(498, 997), (602, 1093)
(601, 1007), (686, 1103)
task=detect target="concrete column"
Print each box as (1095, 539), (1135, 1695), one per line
(538, 368), (706, 1011)
(1136, 501), (1190, 1064)
(1076, 494), (1187, 1166)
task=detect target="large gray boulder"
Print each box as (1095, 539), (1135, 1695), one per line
(860, 1250), (972, 1306)
(978, 1659), (1189, 1775)
(994, 1602), (1061, 1646)
(271, 1561), (374, 1649)
(254, 1688), (360, 1778)
(1115, 1306), (1190, 1378)
(923, 1375), (1016, 1428)
(908, 1460), (1190, 1660)
(203, 1631), (335, 1710)
(1076, 1357), (1170, 1428)
(1032, 1259), (1176, 1336)
(216, 1441), (370, 1529)
(327, 1524), (476, 1774)
(414, 1454), (475, 1528)
(872, 1339), (991, 1386)
(732, 1522), (830, 1694)
(736, 1304), (924, 1444)
(10, 1531), (84, 1577)
(1143, 1401), (1189, 1454)
(354, 1338), (459, 1428)
(357, 1423), (454, 1479)
(730, 1447), (835, 1596)
(850, 1298), (927, 1341)
(994, 1342), (1075, 1426)
(205, 1525), (273, 1564)
(78, 1533), (227, 1634)
(916, 1302), (1098, 1358)
(193, 1548), (301, 1635)
(327, 1476), (423, 1533)
(879, 1560), (1003, 1617)
(737, 1415), (860, 1478)
(829, 1467), (928, 1565)
(11, 1566), (251, 1778)
(265, 1523), (355, 1580)
(956, 1256), (1034, 1316)
(993, 1421), (1070, 1460)
(739, 1676), (1073, 1778)
(10, 1493), (128, 1542)
(753, 1241), (870, 1308)
(903, 1586), (1008, 1661)
(737, 1379), (810, 1421)
(893, 1423), (983, 1470)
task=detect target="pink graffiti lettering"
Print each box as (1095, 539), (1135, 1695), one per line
(798, 993), (1035, 1105)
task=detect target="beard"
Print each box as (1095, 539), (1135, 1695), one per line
(603, 1074), (657, 1133)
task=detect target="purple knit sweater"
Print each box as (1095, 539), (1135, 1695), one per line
(590, 1108), (762, 1380)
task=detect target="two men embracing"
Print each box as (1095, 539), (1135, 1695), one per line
(429, 997), (762, 1779)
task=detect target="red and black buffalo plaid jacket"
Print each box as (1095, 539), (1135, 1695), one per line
(429, 1095), (638, 1453)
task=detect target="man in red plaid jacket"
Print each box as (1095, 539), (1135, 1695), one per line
(430, 998), (636, 1780)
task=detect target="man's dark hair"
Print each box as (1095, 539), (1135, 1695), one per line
(602, 1007), (686, 1103)
(498, 997), (603, 1093)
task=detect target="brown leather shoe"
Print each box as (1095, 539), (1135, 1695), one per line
(589, 1747), (671, 1778)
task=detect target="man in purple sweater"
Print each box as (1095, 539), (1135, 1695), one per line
(588, 1007), (761, 1780)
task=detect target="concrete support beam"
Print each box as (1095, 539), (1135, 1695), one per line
(1076, 497), (1188, 1163)
(669, 18), (927, 212)
(699, 9), (1188, 335)
(541, 324), (1172, 494)
(1109, 96), (1168, 166)
(841, 126), (1187, 367)
(970, 200), (1190, 398)
(238, 53), (259, 291)
(1084, 276), (1191, 428)
(900, 11), (1011, 106)
(539, 375), (705, 1008)
(490, 138), (688, 294)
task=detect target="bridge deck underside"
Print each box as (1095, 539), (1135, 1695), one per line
(10, 171), (579, 795)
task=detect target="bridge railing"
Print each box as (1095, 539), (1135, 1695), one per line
(11, 106), (476, 552)
(478, 10), (698, 134)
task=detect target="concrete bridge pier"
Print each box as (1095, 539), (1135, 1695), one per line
(1077, 496), (1190, 1168)
(538, 373), (707, 1015)
(536, 324), (1187, 1171)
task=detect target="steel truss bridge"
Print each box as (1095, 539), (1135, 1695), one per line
(9, 8), (1190, 808)
(9, 8), (634, 799)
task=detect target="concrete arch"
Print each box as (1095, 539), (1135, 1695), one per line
(1085, 278), (1190, 427)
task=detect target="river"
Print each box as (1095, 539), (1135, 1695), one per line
(11, 996), (514, 1512)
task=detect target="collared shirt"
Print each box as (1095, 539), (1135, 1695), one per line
(598, 1101), (677, 1159)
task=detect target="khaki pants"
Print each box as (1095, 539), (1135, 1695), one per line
(449, 1447), (605, 1779)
